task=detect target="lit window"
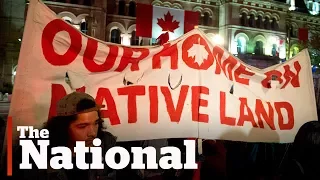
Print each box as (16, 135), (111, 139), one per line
(237, 36), (247, 54)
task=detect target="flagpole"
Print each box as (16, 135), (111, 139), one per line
(287, 7), (293, 59)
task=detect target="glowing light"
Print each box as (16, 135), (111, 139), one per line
(211, 34), (224, 45)
(289, 0), (296, 11)
(121, 34), (131, 46)
(18, 39), (21, 42)
(289, 6), (296, 11)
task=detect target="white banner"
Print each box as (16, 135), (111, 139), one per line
(7, 0), (318, 143)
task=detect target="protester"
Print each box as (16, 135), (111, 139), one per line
(279, 121), (320, 179)
(200, 140), (227, 180)
(138, 139), (168, 180)
(0, 116), (5, 158)
(11, 91), (118, 180)
(116, 140), (142, 180)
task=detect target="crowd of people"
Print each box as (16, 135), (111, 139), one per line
(1, 92), (319, 180)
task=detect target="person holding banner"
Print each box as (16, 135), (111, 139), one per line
(279, 121), (320, 180)
(11, 92), (118, 180)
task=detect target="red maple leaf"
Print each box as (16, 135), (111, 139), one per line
(157, 11), (180, 33)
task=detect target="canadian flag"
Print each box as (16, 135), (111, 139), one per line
(136, 3), (199, 42)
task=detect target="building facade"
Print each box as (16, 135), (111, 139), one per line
(1, 0), (320, 87)
(0, 0), (26, 90)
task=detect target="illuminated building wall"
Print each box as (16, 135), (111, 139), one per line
(2, 0), (320, 86)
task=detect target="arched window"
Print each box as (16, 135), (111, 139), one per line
(254, 41), (264, 55)
(131, 31), (139, 45)
(111, 29), (121, 44)
(128, 1), (136, 17)
(80, 21), (88, 34)
(271, 18), (279, 30)
(118, 0), (125, 15)
(264, 17), (270, 29)
(271, 44), (277, 56)
(249, 14), (255, 27)
(203, 12), (210, 26)
(240, 13), (247, 26)
(237, 36), (247, 54)
(256, 16), (263, 28)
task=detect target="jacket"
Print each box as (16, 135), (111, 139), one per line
(11, 131), (117, 180)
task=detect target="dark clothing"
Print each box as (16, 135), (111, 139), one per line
(280, 159), (305, 180)
(65, 168), (89, 180)
(10, 131), (117, 180)
(279, 158), (320, 180)
(65, 156), (89, 180)
(200, 140), (227, 180)
(114, 141), (141, 180)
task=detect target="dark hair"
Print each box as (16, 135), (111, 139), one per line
(43, 99), (106, 148)
(291, 121), (320, 173)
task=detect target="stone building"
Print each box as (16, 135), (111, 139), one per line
(0, 0), (26, 90)
(1, 0), (320, 87)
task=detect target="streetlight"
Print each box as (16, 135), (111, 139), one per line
(287, 1), (296, 60)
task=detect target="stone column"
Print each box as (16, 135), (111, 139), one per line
(121, 33), (132, 46)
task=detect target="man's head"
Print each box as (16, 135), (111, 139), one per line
(45, 92), (105, 148)
(292, 121), (320, 164)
